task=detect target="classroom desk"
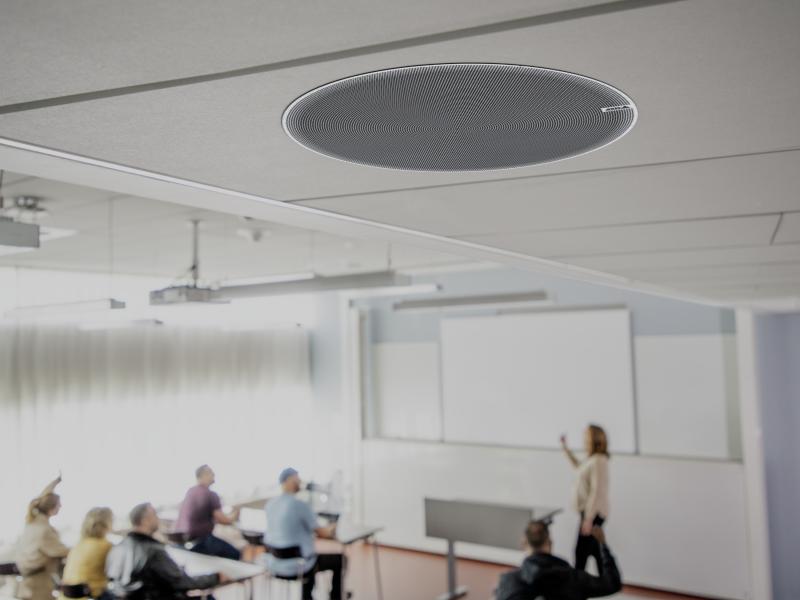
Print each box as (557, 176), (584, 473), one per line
(167, 545), (266, 582)
(0, 535), (266, 599)
(166, 544), (267, 599)
(334, 522), (385, 600)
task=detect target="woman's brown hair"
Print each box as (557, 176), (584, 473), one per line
(586, 424), (609, 456)
(80, 507), (113, 539)
(26, 493), (60, 523)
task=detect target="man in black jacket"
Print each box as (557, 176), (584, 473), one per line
(495, 520), (621, 600)
(106, 502), (230, 600)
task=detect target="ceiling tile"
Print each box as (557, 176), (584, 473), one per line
(560, 243), (800, 272)
(1, 1), (798, 200)
(667, 281), (800, 301)
(622, 263), (800, 285)
(458, 215), (780, 257)
(0, 0), (593, 105)
(773, 212), (800, 244)
(297, 151), (800, 236)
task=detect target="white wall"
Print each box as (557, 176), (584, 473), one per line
(352, 267), (749, 599)
(362, 439), (750, 600)
(373, 342), (441, 440)
(635, 334), (741, 459)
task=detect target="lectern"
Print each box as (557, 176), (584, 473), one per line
(424, 498), (561, 600)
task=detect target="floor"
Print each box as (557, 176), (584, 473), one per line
(333, 542), (714, 600)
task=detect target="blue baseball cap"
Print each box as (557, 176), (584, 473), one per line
(278, 467), (299, 484)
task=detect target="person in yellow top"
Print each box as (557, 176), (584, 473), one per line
(59, 507), (114, 600)
(15, 475), (70, 600)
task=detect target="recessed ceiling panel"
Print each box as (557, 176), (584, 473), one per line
(283, 63), (636, 171)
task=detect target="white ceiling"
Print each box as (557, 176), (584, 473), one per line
(1, 0), (798, 305)
(0, 174), (464, 280)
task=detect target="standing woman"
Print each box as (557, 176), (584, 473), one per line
(15, 476), (70, 600)
(560, 424), (610, 573)
(59, 507), (114, 600)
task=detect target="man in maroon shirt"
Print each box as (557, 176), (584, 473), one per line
(173, 464), (241, 560)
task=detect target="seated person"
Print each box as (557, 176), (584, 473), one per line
(60, 507), (115, 600)
(15, 475), (69, 600)
(173, 464), (241, 560)
(495, 520), (621, 600)
(264, 468), (344, 600)
(106, 503), (229, 600)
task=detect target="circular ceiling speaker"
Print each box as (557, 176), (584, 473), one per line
(282, 63), (637, 172)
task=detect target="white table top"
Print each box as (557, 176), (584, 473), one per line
(0, 537), (265, 588)
(334, 522), (383, 545)
(166, 546), (265, 582)
(234, 506), (381, 546)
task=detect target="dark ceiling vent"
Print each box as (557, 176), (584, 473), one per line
(282, 63), (637, 172)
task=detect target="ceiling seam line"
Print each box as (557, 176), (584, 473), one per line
(599, 259), (800, 274)
(283, 146), (800, 203)
(452, 212), (785, 238)
(543, 241), (800, 260)
(769, 213), (785, 245)
(0, 0), (687, 116)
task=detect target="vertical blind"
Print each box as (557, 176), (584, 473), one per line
(0, 324), (311, 544)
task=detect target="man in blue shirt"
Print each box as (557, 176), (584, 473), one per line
(264, 468), (344, 600)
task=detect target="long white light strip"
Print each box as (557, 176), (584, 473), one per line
(393, 291), (549, 312)
(346, 283), (440, 299)
(217, 270), (413, 300)
(221, 272), (316, 286)
(78, 318), (162, 331)
(5, 298), (126, 319)
(220, 322), (303, 332)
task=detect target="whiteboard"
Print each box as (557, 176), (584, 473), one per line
(440, 309), (636, 452)
(635, 334), (739, 459)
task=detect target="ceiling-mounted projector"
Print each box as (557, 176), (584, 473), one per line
(149, 219), (224, 306)
(148, 219), (423, 306)
(149, 285), (218, 305)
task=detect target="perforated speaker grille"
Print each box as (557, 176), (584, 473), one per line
(282, 63), (637, 171)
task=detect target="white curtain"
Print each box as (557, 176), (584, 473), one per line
(0, 324), (312, 545)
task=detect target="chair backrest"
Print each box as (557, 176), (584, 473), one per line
(269, 545), (302, 560)
(166, 532), (189, 546)
(0, 562), (19, 576)
(61, 583), (92, 598)
(241, 530), (265, 546)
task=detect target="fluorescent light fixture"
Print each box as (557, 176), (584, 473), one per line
(6, 298), (126, 320)
(151, 270), (415, 305)
(149, 285), (227, 305)
(220, 322), (303, 332)
(392, 291), (549, 312)
(222, 272), (316, 286)
(345, 283), (441, 299)
(79, 319), (163, 331)
(219, 270), (413, 299)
